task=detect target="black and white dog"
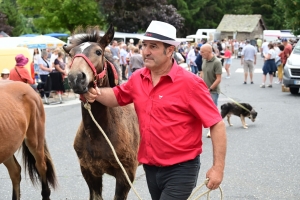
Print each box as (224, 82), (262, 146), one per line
(220, 102), (258, 129)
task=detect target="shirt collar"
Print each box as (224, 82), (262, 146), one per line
(140, 59), (179, 83)
(207, 55), (216, 62)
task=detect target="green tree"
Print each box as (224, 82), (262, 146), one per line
(0, 0), (27, 36)
(276, 0), (300, 34)
(168, 0), (228, 37)
(17, 0), (105, 33)
(251, 0), (284, 30)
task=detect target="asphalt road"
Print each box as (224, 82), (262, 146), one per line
(1, 54), (300, 200)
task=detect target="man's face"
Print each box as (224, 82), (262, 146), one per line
(142, 40), (173, 69)
(200, 47), (209, 59)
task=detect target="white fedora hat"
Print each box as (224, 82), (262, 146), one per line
(141, 21), (181, 47)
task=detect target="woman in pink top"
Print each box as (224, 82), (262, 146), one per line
(9, 54), (37, 91)
(9, 54), (34, 84)
(223, 46), (232, 78)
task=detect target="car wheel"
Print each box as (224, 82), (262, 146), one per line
(290, 87), (299, 94)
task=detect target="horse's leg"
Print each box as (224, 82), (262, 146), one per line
(114, 167), (137, 200)
(80, 166), (103, 200)
(3, 155), (21, 200)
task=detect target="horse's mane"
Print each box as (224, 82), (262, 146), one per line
(70, 26), (121, 86)
(70, 26), (102, 48)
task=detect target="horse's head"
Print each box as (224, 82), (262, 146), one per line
(63, 25), (115, 94)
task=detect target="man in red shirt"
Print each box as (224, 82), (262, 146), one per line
(282, 38), (293, 67)
(83, 21), (227, 199)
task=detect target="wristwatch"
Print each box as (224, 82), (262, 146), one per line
(209, 88), (213, 92)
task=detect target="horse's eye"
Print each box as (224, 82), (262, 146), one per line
(96, 50), (102, 56)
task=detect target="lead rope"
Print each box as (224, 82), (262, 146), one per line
(84, 101), (223, 200)
(187, 178), (223, 200)
(83, 102), (143, 200)
(220, 91), (251, 113)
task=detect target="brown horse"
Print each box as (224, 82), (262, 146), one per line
(0, 81), (57, 200)
(63, 26), (140, 200)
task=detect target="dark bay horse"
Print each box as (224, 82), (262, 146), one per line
(63, 26), (140, 200)
(0, 81), (57, 200)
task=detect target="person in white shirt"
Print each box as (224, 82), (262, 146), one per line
(187, 46), (200, 74)
(233, 40), (239, 58)
(33, 48), (41, 82)
(50, 48), (59, 68)
(119, 44), (128, 80)
(241, 40), (257, 84)
(260, 43), (277, 88)
(261, 40), (269, 58)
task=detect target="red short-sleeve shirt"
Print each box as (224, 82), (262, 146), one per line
(282, 43), (293, 65)
(224, 50), (232, 58)
(113, 62), (222, 166)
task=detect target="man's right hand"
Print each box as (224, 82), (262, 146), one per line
(83, 87), (101, 103)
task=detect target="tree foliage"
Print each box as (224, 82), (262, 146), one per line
(0, 0), (29, 36)
(251, 0), (284, 30)
(276, 0), (300, 35)
(99, 0), (184, 33)
(3, 0), (298, 37)
(17, 0), (104, 33)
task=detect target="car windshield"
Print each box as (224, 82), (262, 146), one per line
(293, 41), (300, 54)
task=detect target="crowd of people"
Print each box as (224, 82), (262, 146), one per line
(1, 47), (68, 103)
(104, 38), (144, 80)
(172, 37), (297, 89)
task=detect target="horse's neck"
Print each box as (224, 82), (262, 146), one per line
(81, 102), (110, 131)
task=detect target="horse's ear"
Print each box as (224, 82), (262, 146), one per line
(99, 24), (115, 48)
(63, 44), (72, 54)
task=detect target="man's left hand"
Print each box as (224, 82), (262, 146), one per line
(206, 166), (224, 190)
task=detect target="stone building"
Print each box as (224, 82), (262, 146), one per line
(216, 14), (266, 41)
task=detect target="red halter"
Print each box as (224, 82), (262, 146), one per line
(69, 53), (119, 102)
(69, 53), (107, 88)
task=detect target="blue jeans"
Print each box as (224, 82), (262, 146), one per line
(210, 92), (219, 106)
(191, 65), (198, 74)
(143, 156), (200, 200)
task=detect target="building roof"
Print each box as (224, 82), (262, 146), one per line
(217, 14), (266, 32)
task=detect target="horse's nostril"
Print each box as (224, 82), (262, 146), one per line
(81, 72), (86, 80)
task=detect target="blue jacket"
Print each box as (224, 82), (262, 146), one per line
(195, 54), (203, 71)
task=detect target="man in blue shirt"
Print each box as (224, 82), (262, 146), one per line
(241, 40), (257, 84)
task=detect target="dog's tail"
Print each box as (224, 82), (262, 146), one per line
(220, 103), (232, 118)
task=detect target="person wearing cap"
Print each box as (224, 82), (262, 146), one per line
(1, 68), (10, 80)
(9, 54), (34, 85)
(241, 40), (257, 84)
(82, 20), (226, 199)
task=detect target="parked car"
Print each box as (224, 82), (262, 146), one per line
(283, 40), (300, 94)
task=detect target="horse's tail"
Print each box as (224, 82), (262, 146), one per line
(22, 140), (57, 189)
